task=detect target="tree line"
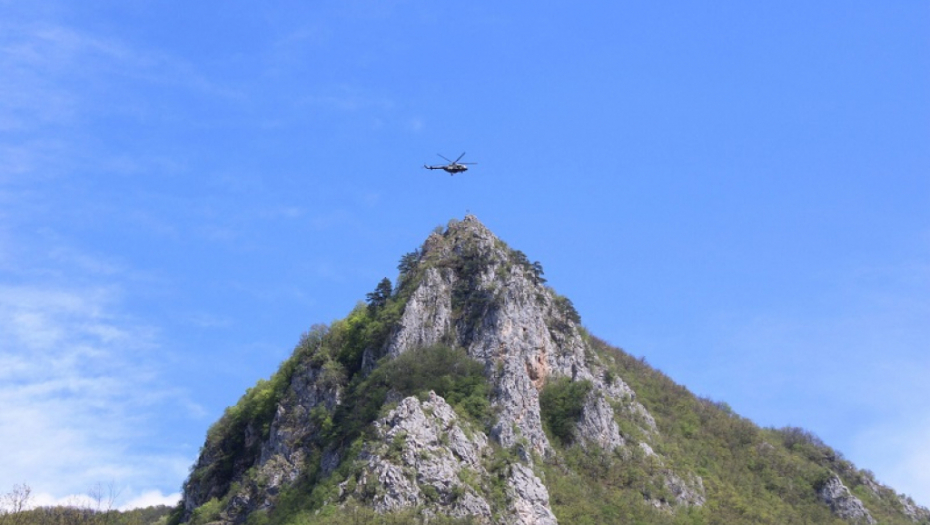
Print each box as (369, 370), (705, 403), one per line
(1, 483), (172, 525)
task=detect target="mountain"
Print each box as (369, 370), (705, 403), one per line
(170, 215), (929, 525)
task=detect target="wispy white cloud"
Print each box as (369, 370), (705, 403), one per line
(0, 23), (118, 132)
(118, 490), (182, 511)
(270, 25), (333, 61)
(0, 20), (239, 121)
(0, 139), (72, 182)
(28, 485), (182, 511)
(307, 209), (358, 232)
(0, 12), (241, 193)
(0, 283), (189, 507)
(406, 117), (426, 132)
(259, 205), (306, 220)
(183, 311), (233, 330)
(299, 85), (395, 113)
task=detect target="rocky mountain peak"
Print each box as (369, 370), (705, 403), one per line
(382, 215), (635, 458)
(421, 214), (494, 255)
(173, 216), (928, 525)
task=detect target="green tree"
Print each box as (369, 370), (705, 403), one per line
(365, 278), (393, 312)
(539, 377), (592, 446)
(531, 261), (546, 284)
(397, 249), (421, 276)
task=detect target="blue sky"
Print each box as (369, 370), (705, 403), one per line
(1, 0), (928, 510)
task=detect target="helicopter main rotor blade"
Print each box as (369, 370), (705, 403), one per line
(454, 152), (466, 163)
(438, 154), (454, 163)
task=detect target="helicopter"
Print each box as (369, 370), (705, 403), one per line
(423, 152), (476, 175)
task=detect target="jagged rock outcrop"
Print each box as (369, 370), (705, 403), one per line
(380, 216), (654, 461)
(180, 342), (345, 524)
(177, 215), (699, 524)
(576, 393), (626, 451)
(174, 216), (704, 524)
(174, 214), (930, 525)
(900, 494), (930, 523)
(507, 463), (557, 525)
(345, 393), (556, 524)
(663, 471), (707, 507)
(383, 266), (454, 359)
(353, 394), (492, 519)
(819, 476), (876, 524)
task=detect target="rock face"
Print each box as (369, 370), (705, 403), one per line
(354, 395), (492, 518)
(819, 476), (876, 524)
(180, 340), (345, 523)
(175, 215), (928, 524)
(377, 216), (653, 462)
(360, 216), (642, 521)
(347, 393), (556, 525)
(900, 495), (930, 523)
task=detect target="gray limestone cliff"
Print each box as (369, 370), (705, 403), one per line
(379, 216), (639, 457)
(819, 476), (876, 524)
(174, 215), (928, 525)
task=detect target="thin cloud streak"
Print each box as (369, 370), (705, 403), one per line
(0, 283), (188, 506)
(0, 17), (241, 185)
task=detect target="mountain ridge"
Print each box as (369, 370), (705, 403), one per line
(171, 215), (928, 525)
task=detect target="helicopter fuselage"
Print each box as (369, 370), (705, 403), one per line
(424, 153), (475, 175)
(424, 163), (469, 175)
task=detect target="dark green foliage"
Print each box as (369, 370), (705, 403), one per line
(775, 426), (844, 467)
(365, 277), (393, 312)
(445, 242), (496, 343)
(511, 249), (530, 267)
(778, 426), (826, 450)
(539, 377), (592, 446)
(397, 249), (421, 277)
(332, 297), (403, 377)
(504, 248), (546, 284)
(603, 368), (615, 386)
(530, 261), (546, 284)
(380, 345), (491, 423)
(331, 344), (491, 447)
(552, 294), (581, 325)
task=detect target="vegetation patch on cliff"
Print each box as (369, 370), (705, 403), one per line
(331, 344), (492, 447)
(539, 377), (592, 447)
